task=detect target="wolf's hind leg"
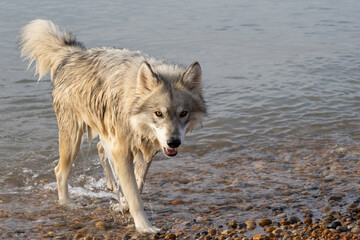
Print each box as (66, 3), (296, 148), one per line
(97, 142), (117, 192)
(54, 119), (83, 205)
(134, 153), (152, 194)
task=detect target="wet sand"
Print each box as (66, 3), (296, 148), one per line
(1, 142), (360, 239)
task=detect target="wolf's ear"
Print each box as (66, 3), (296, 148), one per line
(182, 61), (202, 94)
(136, 61), (159, 94)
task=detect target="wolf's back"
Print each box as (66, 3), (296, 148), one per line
(19, 19), (85, 81)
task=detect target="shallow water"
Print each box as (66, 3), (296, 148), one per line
(1, 0), (360, 238)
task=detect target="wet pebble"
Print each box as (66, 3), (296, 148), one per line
(325, 221), (341, 229)
(208, 229), (217, 235)
(322, 215), (334, 223)
(42, 231), (55, 237)
(258, 219), (272, 227)
(304, 217), (312, 225)
(265, 226), (276, 232)
(328, 195), (343, 202)
(227, 221), (237, 229)
(238, 222), (247, 229)
(336, 226), (348, 232)
(272, 228), (283, 236)
(280, 219), (290, 226)
(73, 232), (84, 239)
(287, 216), (300, 224)
(321, 205), (330, 213)
(245, 220), (256, 229)
(352, 226), (360, 234)
(95, 221), (107, 230)
(252, 234), (262, 240)
(165, 232), (176, 239)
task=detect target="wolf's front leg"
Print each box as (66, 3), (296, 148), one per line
(112, 148), (159, 233)
(134, 153), (152, 194)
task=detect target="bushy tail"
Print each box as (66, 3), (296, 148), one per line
(19, 19), (85, 81)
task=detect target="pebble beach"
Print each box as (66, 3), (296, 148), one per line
(1, 143), (360, 239)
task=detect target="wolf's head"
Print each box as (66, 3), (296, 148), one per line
(130, 61), (206, 157)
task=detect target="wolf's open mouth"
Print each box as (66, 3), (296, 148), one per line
(164, 147), (178, 157)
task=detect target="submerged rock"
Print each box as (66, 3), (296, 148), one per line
(258, 219), (272, 227)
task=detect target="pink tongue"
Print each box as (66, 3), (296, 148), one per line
(167, 148), (177, 154)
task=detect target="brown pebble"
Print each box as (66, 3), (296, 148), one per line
(280, 220), (290, 226)
(78, 229), (87, 235)
(42, 231), (55, 237)
(321, 205), (330, 213)
(221, 229), (231, 235)
(253, 235), (261, 240)
(84, 236), (93, 240)
(323, 229), (331, 235)
(328, 195), (343, 202)
(272, 228), (283, 236)
(311, 230), (320, 238)
(246, 220), (256, 229)
(243, 204), (253, 211)
(196, 216), (210, 222)
(227, 221), (237, 229)
(73, 233), (84, 239)
(265, 226), (277, 232)
(165, 233), (176, 239)
(259, 219), (272, 227)
(322, 215), (333, 223)
(352, 226), (360, 234)
(303, 209), (313, 215)
(348, 203), (358, 209)
(304, 217), (312, 225)
(208, 229), (217, 235)
(95, 221), (107, 230)
(171, 200), (184, 204)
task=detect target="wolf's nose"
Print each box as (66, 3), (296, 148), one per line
(167, 138), (181, 148)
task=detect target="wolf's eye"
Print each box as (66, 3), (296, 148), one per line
(155, 111), (163, 117)
(180, 111), (188, 118)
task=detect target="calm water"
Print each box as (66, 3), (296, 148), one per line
(1, 0), (360, 237)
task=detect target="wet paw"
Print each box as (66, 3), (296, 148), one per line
(119, 197), (129, 211)
(114, 194), (128, 210)
(58, 199), (76, 208)
(110, 199), (129, 213)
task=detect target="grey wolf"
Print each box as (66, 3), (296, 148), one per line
(19, 19), (206, 233)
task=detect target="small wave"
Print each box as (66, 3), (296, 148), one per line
(43, 181), (116, 199)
